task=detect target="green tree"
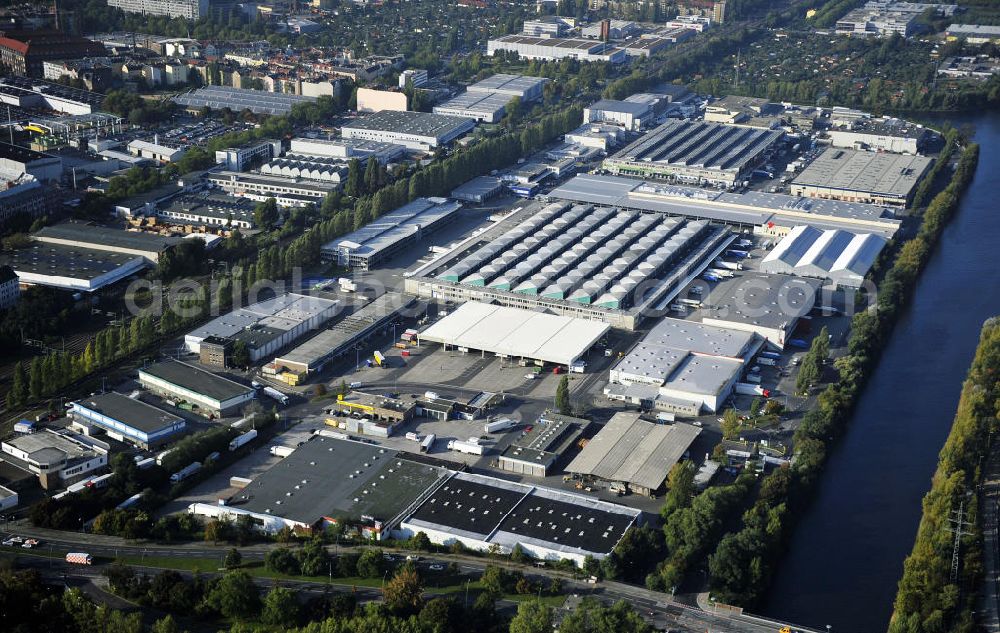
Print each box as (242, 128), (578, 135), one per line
(721, 408), (741, 440)
(28, 356), (43, 400)
(150, 615), (179, 633)
(363, 157), (380, 194)
(264, 547), (300, 575)
(224, 547), (242, 569)
(253, 198), (279, 229)
(383, 565), (424, 615)
(9, 361), (27, 406)
(509, 600), (553, 633)
(345, 158), (363, 198)
(204, 570), (260, 621)
(261, 586), (301, 627)
(555, 375), (572, 415)
(230, 340), (250, 369)
(355, 548), (385, 578)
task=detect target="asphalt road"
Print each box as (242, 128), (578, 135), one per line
(2, 525), (825, 633)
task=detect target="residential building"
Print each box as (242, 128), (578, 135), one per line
(0, 29), (106, 77)
(106, 0), (208, 19)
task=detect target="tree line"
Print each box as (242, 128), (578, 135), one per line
(703, 142), (980, 607)
(888, 320), (1000, 631)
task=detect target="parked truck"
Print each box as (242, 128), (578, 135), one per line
(263, 386), (289, 406)
(405, 432), (421, 442)
(229, 429), (258, 452)
(757, 357), (777, 366)
(170, 462), (202, 483)
(759, 351), (782, 360)
(735, 383), (770, 397)
(338, 278), (357, 292)
(714, 259), (744, 271)
(447, 439), (484, 456)
(65, 552), (92, 565)
(420, 434), (436, 453)
(484, 418), (517, 434)
(155, 449), (175, 466)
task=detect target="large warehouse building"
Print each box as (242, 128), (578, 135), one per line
(565, 412), (701, 497)
(759, 225), (887, 288)
(4, 243), (148, 292)
(139, 359), (256, 417)
(189, 434), (641, 564)
(466, 74), (549, 101)
(605, 318), (762, 415)
(418, 302), (609, 367)
(69, 391), (186, 450)
(603, 120), (783, 187)
(321, 197), (462, 270)
(404, 200), (735, 330)
(221, 435), (450, 535)
(341, 111), (475, 151)
(286, 137), (406, 163)
(697, 273), (820, 348)
(399, 471), (641, 564)
(790, 148), (933, 208)
(433, 91), (513, 124)
(487, 35), (626, 63)
(174, 86), (317, 116)
(271, 293), (414, 377)
(33, 221), (182, 263)
(547, 173), (902, 238)
(184, 293), (340, 362)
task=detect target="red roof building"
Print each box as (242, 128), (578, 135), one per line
(0, 29), (106, 77)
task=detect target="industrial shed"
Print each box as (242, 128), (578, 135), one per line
(399, 471), (640, 564)
(418, 302), (609, 367)
(759, 225), (887, 288)
(565, 412), (701, 496)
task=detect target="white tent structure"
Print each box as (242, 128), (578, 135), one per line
(418, 302), (609, 367)
(760, 225), (886, 288)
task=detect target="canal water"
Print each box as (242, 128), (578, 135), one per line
(762, 111), (1000, 632)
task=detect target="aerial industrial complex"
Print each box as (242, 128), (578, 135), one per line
(405, 200), (734, 329)
(603, 119), (784, 187)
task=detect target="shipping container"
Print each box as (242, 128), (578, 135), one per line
(735, 383), (768, 396)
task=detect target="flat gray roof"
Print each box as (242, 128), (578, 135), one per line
(174, 86), (316, 116)
(324, 197), (462, 260)
(3, 242), (146, 280)
(4, 431), (98, 465)
(661, 353), (743, 396)
(792, 148), (933, 198)
(274, 293), (411, 369)
(586, 99), (652, 116)
(140, 359), (254, 403)
(607, 119), (782, 173)
(434, 91), (511, 115)
(236, 436), (448, 525)
(565, 412), (701, 491)
(34, 221), (182, 253)
(342, 110), (474, 138)
(74, 391), (183, 434)
(547, 173), (901, 237)
(451, 176), (503, 199)
(698, 273), (820, 330)
(467, 73), (549, 97)
(643, 317), (757, 358)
